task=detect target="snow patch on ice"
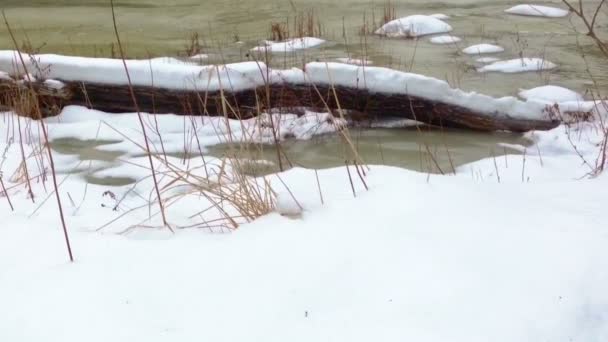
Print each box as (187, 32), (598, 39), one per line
(251, 37), (326, 53)
(375, 15), (452, 38)
(505, 4), (569, 18)
(335, 57), (373, 66)
(462, 44), (505, 55)
(519, 85), (584, 103)
(475, 57), (501, 63)
(429, 13), (450, 20)
(429, 35), (462, 44)
(477, 58), (557, 73)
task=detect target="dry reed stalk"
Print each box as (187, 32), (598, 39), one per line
(110, 0), (170, 231)
(3, 11), (74, 262)
(0, 176), (14, 211)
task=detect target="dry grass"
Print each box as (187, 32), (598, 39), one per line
(269, 9), (323, 41)
(359, 1), (396, 35)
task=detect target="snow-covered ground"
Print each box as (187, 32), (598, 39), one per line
(1, 1), (608, 338)
(1, 95), (608, 341)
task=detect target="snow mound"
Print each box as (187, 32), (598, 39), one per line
(275, 192), (303, 216)
(43, 79), (66, 89)
(148, 57), (194, 66)
(429, 13), (450, 20)
(429, 35), (462, 44)
(251, 37), (326, 53)
(188, 54), (209, 63)
(477, 58), (557, 73)
(505, 4), (569, 18)
(462, 44), (504, 55)
(475, 57), (501, 63)
(335, 57), (373, 66)
(0, 50), (269, 92)
(375, 15), (452, 38)
(519, 85), (584, 103)
(0, 70), (12, 80)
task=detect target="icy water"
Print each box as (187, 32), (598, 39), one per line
(206, 127), (531, 175)
(2, 0), (606, 177)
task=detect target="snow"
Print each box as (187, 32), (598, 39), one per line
(0, 50), (268, 92)
(475, 57), (501, 63)
(188, 53), (208, 61)
(505, 4), (570, 18)
(462, 44), (505, 55)
(43, 79), (66, 89)
(0, 70), (11, 80)
(429, 35), (462, 44)
(519, 85), (584, 103)
(477, 58), (557, 73)
(335, 57), (373, 66)
(279, 62), (552, 121)
(250, 37), (326, 53)
(275, 192), (303, 216)
(35, 107), (346, 157)
(375, 15), (453, 38)
(429, 13), (450, 20)
(1, 104), (608, 341)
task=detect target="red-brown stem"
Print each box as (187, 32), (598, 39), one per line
(0, 177), (14, 211)
(3, 11), (73, 262)
(345, 160), (356, 198)
(110, 0), (170, 230)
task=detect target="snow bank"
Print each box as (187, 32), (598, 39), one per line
(477, 58), (557, 73)
(462, 44), (504, 55)
(1, 113), (608, 341)
(251, 37), (326, 53)
(375, 15), (452, 38)
(519, 85), (584, 103)
(429, 35), (462, 44)
(505, 4), (569, 18)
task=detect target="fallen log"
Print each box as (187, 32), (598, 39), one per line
(0, 54), (562, 132)
(0, 79), (558, 132)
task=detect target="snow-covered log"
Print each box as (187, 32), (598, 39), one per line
(0, 51), (563, 132)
